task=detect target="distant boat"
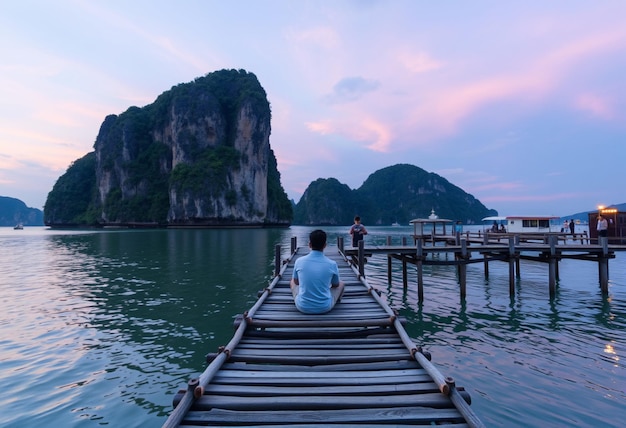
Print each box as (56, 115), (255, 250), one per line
(14, 223), (24, 230)
(391, 221), (401, 227)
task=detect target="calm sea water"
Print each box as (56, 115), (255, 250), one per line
(0, 226), (624, 427)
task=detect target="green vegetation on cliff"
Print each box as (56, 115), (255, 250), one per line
(44, 152), (98, 225)
(293, 178), (356, 225)
(170, 145), (240, 197)
(266, 149), (293, 221)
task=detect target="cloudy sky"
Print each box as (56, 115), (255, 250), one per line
(1, 0), (625, 217)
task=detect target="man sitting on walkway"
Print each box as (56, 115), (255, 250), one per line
(290, 229), (345, 314)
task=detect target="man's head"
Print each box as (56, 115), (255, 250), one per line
(354, 216), (361, 223)
(309, 229), (327, 251)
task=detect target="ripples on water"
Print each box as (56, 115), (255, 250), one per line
(0, 226), (624, 427)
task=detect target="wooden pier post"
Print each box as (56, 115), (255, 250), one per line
(416, 239), (424, 302)
(274, 244), (281, 277)
(402, 257), (408, 289)
(483, 232), (489, 279)
(387, 254), (392, 284)
(337, 236), (342, 254)
(459, 239), (467, 298)
(599, 237), (609, 293)
(514, 235), (521, 278)
(387, 236), (392, 246)
(358, 239), (365, 278)
(548, 236), (557, 297)
(508, 237), (515, 296)
(402, 236), (407, 246)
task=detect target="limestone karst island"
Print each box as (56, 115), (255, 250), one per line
(44, 69), (292, 228)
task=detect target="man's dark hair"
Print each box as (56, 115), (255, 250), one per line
(309, 229), (327, 251)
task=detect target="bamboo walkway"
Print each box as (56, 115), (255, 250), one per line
(162, 244), (484, 427)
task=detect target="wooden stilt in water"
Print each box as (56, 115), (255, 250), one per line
(387, 254), (392, 284)
(416, 239), (424, 302)
(402, 257), (408, 289)
(548, 236), (557, 297)
(514, 235), (521, 278)
(599, 237), (609, 293)
(599, 258), (609, 293)
(508, 237), (515, 296)
(483, 233), (489, 279)
(459, 239), (467, 298)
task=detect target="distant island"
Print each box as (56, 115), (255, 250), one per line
(0, 196), (43, 226)
(292, 164), (497, 225)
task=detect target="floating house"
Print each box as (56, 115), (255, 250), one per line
(588, 207), (626, 244)
(481, 215), (560, 233)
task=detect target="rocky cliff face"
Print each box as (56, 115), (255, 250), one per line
(157, 102), (270, 223)
(45, 69), (292, 227)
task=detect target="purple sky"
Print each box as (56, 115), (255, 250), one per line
(1, 1), (625, 216)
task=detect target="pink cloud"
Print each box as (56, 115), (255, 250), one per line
(306, 117), (392, 152)
(397, 51), (444, 74)
(472, 182), (526, 193)
(481, 192), (582, 203)
(288, 26), (339, 50)
(396, 28), (626, 147)
(574, 93), (615, 120)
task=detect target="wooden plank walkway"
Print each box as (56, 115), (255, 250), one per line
(162, 245), (484, 427)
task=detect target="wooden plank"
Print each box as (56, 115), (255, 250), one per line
(237, 336), (403, 346)
(242, 326), (395, 340)
(225, 353), (412, 365)
(245, 318), (395, 328)
(212, 374), (433, 386)
(189, 392), (453, 411)
(203, 381), (440, 396)
(182, 406), (467, 425)
(219, 359), (420, 372)
(214, 368), (427, 379)
(234, 343), (405, 351)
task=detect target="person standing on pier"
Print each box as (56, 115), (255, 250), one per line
(290, 229), (345, 314)
(569, 219), (575, 234)
(597, 215), (608, 238)
(349, 216), (368, 247)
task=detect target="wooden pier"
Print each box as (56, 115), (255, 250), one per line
(342, 234), (626, 299)
(162, 240), (484, 427)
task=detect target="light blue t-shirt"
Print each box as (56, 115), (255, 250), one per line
(293, 250), (340, 314)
